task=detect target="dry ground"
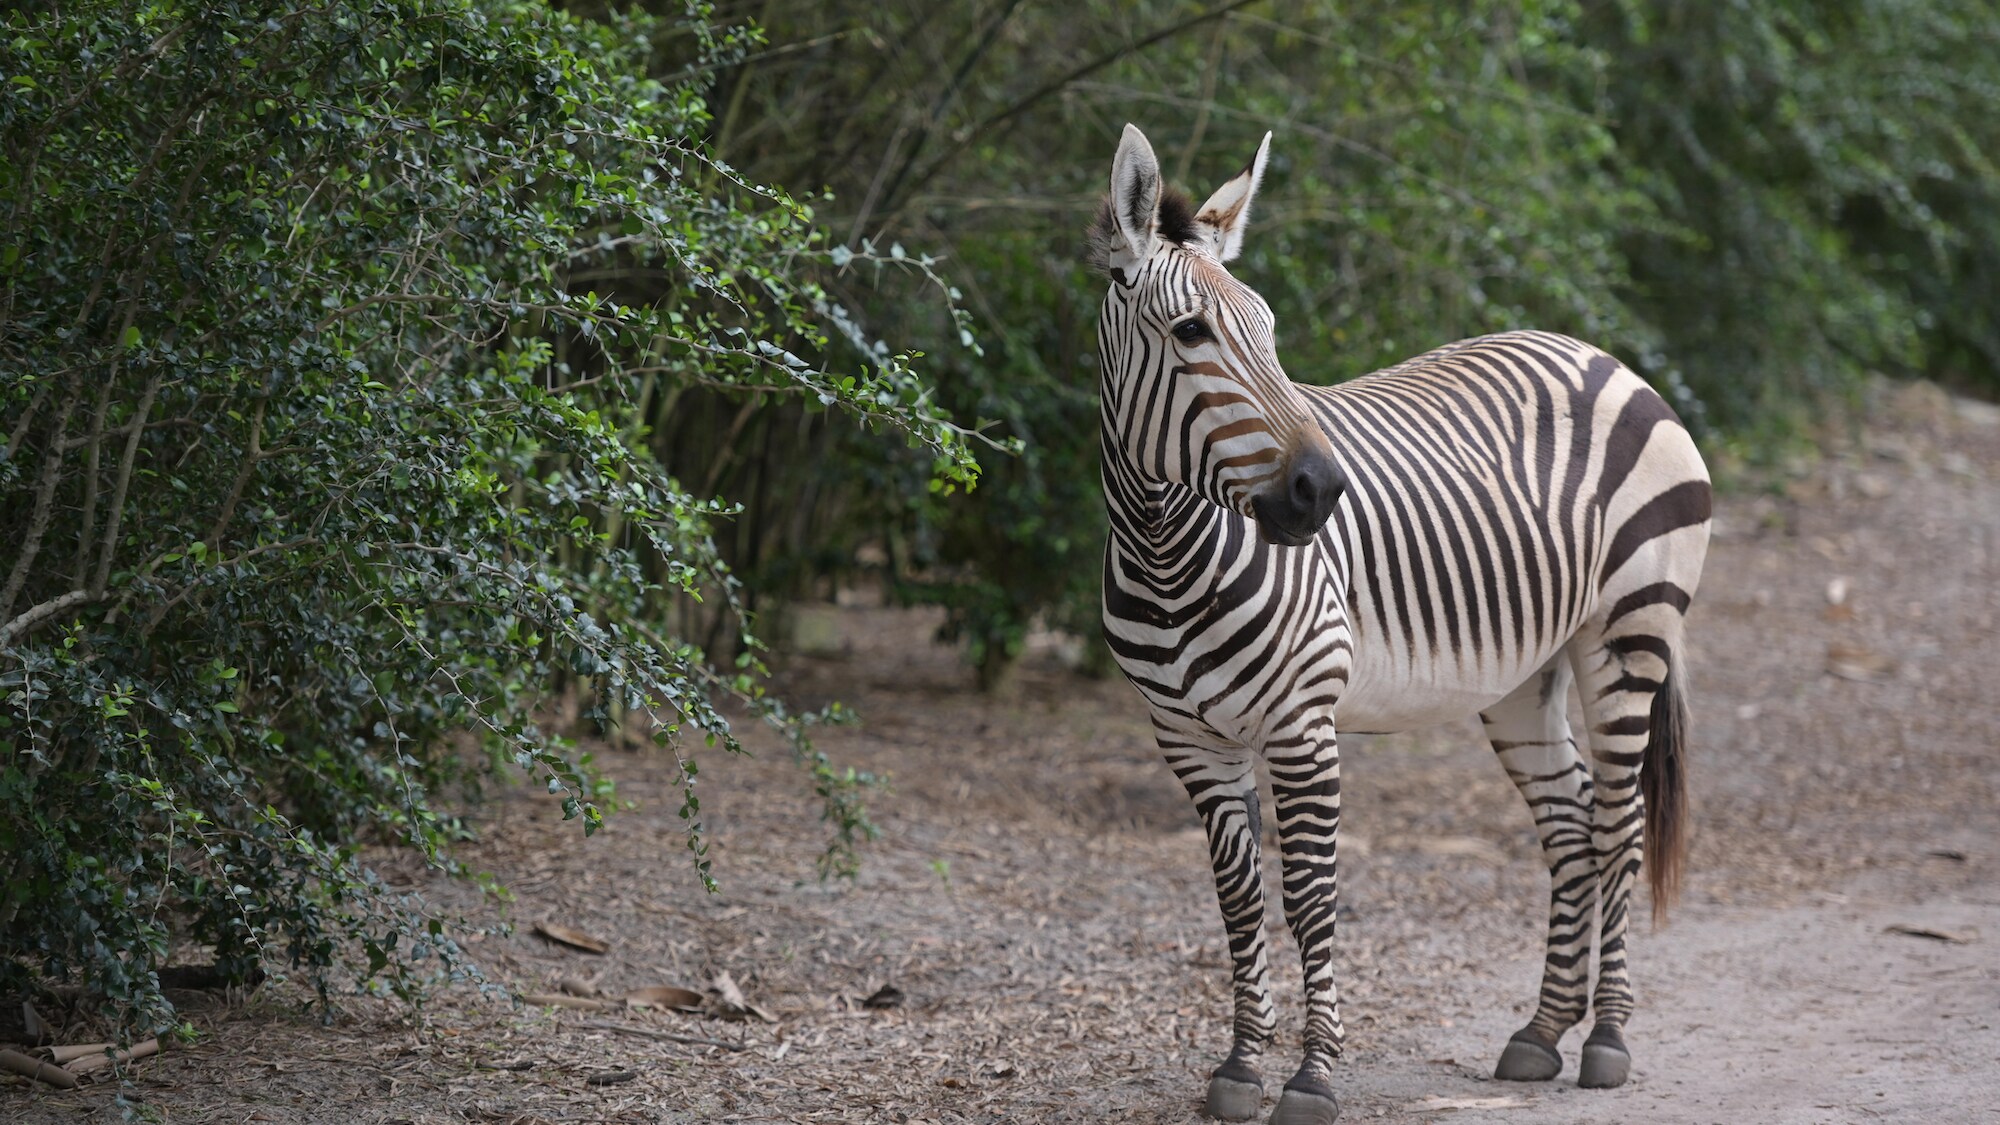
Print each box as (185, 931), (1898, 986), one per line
(7, 382), (1998, 1124)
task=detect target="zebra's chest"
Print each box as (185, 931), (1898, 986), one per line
(1102, 538), (1352, 745)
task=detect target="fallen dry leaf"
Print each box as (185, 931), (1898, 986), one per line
(1826, 642), (1897, 683)
(708, 971), (777, 1023)
(19, 1001), (47, 1045)
(861, 984), (905, 1010)
(626, 985), (704, 1012)
(533, 922), (610, 955)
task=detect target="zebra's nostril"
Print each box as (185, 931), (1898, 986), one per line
(1292, 469), (1318, 509)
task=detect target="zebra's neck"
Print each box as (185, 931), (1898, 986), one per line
(1100, 425), (1241, 584)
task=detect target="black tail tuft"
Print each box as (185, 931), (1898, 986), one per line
(1643, 654), (1690, 924)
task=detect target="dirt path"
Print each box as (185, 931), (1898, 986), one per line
(7, 382), (1998, 1123)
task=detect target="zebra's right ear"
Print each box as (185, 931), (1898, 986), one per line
(1108, 124), (1163, 267)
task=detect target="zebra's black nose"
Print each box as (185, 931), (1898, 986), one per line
(1255, 448), (1344, 545)
(1289, 450), (1345, 526)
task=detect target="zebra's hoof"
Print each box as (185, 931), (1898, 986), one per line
(1494, 1029), (1563, 1081)
(1268, 1074), (1339, 1125)
(1203, 1057), (1264, 1121)
(1577, 1023), (1631, 1088)
(1205, 1076), (1264, 1120)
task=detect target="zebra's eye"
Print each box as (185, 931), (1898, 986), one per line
(1172, 318), (1212, 344)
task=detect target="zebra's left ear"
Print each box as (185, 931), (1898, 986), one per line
(1194, 132), (1272, 263)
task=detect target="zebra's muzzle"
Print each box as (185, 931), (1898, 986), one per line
(1251, 449), (1344, 546)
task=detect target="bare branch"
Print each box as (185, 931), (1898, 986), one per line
(0, 389), (79, 624)
(2, 383), (50, 462)
(72, 379), (114, 587)
(0, 589), (99, 647)
(90, 374), (162, 596)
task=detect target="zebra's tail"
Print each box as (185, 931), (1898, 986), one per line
(1643, 651), (1690, 924)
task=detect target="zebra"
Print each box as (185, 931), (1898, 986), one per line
(1089, 124), (1711, 1125)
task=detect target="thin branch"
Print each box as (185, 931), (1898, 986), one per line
(1176, 18), (1231, 186)
(133, 536), (321, 637)
(2, 383), (51, 462)
(880, 0), (1265, 230)
(204, 397), (266, 550)
(662, 27), (860, 93)
(860, 0), (1029, 241)
(575, 1018), (749, 1052)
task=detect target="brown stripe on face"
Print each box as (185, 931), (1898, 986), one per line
(1206, 418), (1279, 445)
(1190, 388), (1258, 411)
(1214, 450), (1282, 473)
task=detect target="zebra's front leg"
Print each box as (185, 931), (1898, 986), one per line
(1169, 741), (1277, 1121)
(1266, 718), (1344, 1125)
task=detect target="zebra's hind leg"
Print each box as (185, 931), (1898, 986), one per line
(1266, 711), (1344, 1125)
(1482, 656), (1596, 1082)
(1165, 735), (1276, 1120)
(1566, 624), (1686, 1089)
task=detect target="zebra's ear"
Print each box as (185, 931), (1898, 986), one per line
(1108, 124), (1163, 266)
(1195, 132), (1272, 263)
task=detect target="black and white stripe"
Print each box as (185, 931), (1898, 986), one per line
(1090, 126), (1710, 1122)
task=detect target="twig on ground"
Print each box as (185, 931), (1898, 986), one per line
(576, 1019), (748, 1052)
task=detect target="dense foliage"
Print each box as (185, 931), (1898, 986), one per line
(637, 0), (2000, 682)
(0, 0), (979, 1034)
(1582, 0), (2000, 426)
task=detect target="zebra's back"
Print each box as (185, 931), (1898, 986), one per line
(1308, 331), (1711, 733)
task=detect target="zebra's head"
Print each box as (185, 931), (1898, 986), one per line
(1090, 124), (1344, 547)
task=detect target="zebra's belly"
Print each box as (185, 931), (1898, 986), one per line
(1333, 643), (1561, 735)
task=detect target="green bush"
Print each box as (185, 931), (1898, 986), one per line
(0, 0), (976, 1035)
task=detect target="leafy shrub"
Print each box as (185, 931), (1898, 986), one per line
(0, 0), (976, 1035)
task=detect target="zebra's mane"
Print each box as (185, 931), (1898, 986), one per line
(1086, 186), (1200, 276)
